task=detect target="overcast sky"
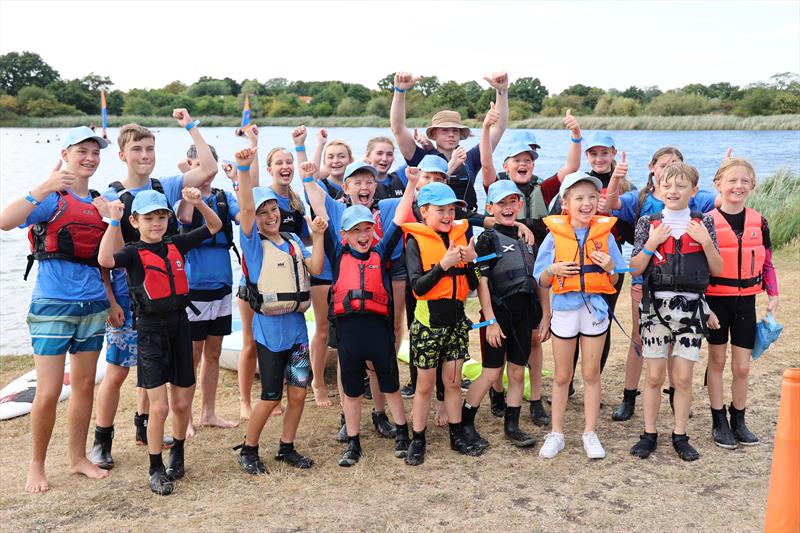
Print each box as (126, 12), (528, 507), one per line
(1, 0), (798, 93)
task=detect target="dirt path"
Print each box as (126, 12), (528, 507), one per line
(1, 244), (798, 532)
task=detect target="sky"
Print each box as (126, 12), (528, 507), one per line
(1, 0), (799, 94)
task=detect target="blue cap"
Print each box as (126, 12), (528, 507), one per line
(487, 180), (523, 204)
(131, 189), (171, 215)
(416, 182), (467, 208)
(511, 130), (540, 149)
(417, 154), (449, 175)
(340, 205), (375, 231)
(253, 186), (278, 211)
(584, 131), (615, 151)
(344, 161), (378, 182)
(61, 126), (108, 150)
(559, 171), (603, 199)
(503, 142), (539, 161)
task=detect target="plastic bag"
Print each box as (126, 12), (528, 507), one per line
(752, 312), (783, 360)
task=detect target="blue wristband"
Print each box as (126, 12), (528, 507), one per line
(109, 219), (120, 227)
(185, 119), (200, 131)
(393, 86), (406, 93)
(473, 252), (497, 264)
(25, 193), (41, 206)
(303, 177), (315, 183)
(570, 136), (583, 143)
(642, 248), (654, 257)
(232, 182), (239, 191)
(471, 318), (497, 330)
(295, 145), (306, 152)
(237, 165), (250, 171)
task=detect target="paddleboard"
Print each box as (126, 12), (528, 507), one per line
(0, 354), (108, 421)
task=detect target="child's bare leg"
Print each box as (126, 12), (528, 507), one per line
(643, 359), (667, 433)
(465, 366), (502, 407)
(237, 298), (256, 419)
(370, 373), (386, 411)
(506, 363), (526, 407)
(385, 391), (407, 426)
(67, 351), (107, 480)
(671, 357), (695, 434)
(280, 386), (306, 443)
(579, 334), (605, 433)
(550, 337), (577, 433)
(145, 386), (169, 456)
(412, 369), (435, 431)
(706, 343), (727, 409)
(95, 364), (129, 427)
(730, 346), (751, 409)
(199, 335), (236, 428)
(342, 394), (362, 436)
(170, 385), (195, 441)
(310, 285), (333, 407)
(187, 340), (203, 437)
(26, 355), (66, 493)
(442, 360), (464, 423)
(245, 398), (280, 445)
(392, 279), (406, 355)
(528, 333), (544, 400)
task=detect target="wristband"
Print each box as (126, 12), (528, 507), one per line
(473, 252), (497, 264)
(615, 267), (634, 273)
(185, 119), (200, 131)
(237, 165), (250, 171)
(546, 264), (553, 276)
(232, 182), (239, 191)
(570, 136), (583, 143)
(303, 177), (315, 183)
(392, 86), (406, 93)
(642, 247), (654, 257)
(25, 193), (41, 206)
(109, 219), (120, 227)
(471, 318), (497, 330)
(295, 145), (306, 152)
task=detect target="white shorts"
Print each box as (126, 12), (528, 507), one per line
(187, 293), (232, 323)
(550, 306), (609, 339)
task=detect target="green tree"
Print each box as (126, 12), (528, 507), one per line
(123, 94), (156, 115)
(345, 83), (373, 103)
(0, 51), (60, 95)
(16, 86), (55, 111)
(162, 81), (188, 94)
(507, 98), (533, 121)
(645, 92), (714, 115)
(509, 77), (548, 113)
(312, 101), (334, 117)
(188, 78), (232, 97)
(417, 76), (440, 97)
(264, 78), (289, 95)
(336, 97), (364, 116)
(620, 86), (646, 102)
(377, 73), (394, 92)
(106, 90), (125, 115)
(733, 88), (775, 116)
(26, 99), (82, 117)
(365, 95), (390, 117)
(431, 81), (469, 112)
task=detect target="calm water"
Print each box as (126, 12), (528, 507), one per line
(1, 127), (798, 354)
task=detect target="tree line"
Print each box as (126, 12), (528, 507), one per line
(1, 51), (798, 122)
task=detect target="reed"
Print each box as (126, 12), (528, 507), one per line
(747, 168), (800, 248)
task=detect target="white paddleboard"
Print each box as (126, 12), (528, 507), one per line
(0, 354), (108, 421)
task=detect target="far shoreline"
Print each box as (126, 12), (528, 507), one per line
(1, 114), (799, 131)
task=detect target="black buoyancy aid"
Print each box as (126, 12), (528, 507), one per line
(487, 230), (537, 301)
(109, 178), (178, 244)
(330, 247), (390, 318)
(643, 212), (710, 309)
(374, 172), (406, 200)
(130, 240), (190, 315)
(24, 190), (106, 280)
(279, 204), (305, 236)
(180, 188), (240, 263)
(447, 158), (478, 213)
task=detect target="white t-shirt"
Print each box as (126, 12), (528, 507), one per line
(655, 207), (699, 300)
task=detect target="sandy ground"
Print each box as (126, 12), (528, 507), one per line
(1, 243), (798, 532)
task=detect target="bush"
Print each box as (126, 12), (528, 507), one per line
(747, 169), (800, 248)
(645, 92), (714, 116)
(365, 96), (390, 118)
(508, 98), (533, 121)
(123, 95), (156, 116)
(0, 94), (16, 112)
(335, 97), (364, 116)
(311, 101), (333, 117)
(25, 99), (83, 117)
(734, 88), (776, 116)
(595, 96), (642, 116)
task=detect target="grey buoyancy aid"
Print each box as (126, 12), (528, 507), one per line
(487, 229), (537, 302)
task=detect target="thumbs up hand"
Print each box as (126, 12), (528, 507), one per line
(440, 239), (463, 270)
(483, 101), (500, 129)
(612, 150), (629, 181)
(459, 236), (477, 263)
(563, 108), (581, 136)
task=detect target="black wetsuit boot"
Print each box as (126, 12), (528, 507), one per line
(89, 425), (114, 470)
(729, 405), (759, 445)
(148, 453), (173, 495)
(612, 389), (639, 421)
(504, 406), (536, 447)
(460, 402), (489, 450)
(489, 388), (506, 418)
(165, 438), (185, 480)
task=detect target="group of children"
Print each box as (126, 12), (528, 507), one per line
(1, 71), (780, 496)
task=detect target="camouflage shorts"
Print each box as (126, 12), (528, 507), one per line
(409, 316), (471, 369)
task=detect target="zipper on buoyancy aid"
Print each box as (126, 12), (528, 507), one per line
(289, 241), (301, 312)
(737, 233), (743, 286)
(143, 263), (175, 300)
(358, 262), (366, 309)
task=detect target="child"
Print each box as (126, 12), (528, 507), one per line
(390, 71), (509, 212)
(231, 148), (326, 475)
(461, 179), (551, 450)
(176, 143), (241, 434)
(604, 147), (717, 421)
(705, 158), (778, 448)
(628, 162), (723, 461)
(90, 109), (216, 469)
(0, 126), (111, 493)
(533, 172), (626, 460)
(402, 182), (481, 464)
(365, 136), (407, 200)
(98, 187), (222, 495)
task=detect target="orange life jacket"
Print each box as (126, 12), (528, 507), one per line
(706, 208), (765, 296)
(542, 214), (618, 295)
(331, 248), (390, 317)
(402, 220), (471, 301)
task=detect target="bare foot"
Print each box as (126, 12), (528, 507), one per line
(311, 381), (333, 408)
(25, 462), (49, 494)
(240, 401), (252, 421)
(200, 414), (239, 428)
(434, 402), (449, 427)
(186, 421), (196, 438)
(270, 404), (283, 417)
(69, 457), (109, 480)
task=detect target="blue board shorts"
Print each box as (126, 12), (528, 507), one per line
(27, 299), (110, 356)
(105, 301), (138, 368)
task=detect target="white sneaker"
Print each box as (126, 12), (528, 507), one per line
(538, 432), (565, 459)
(583, 431), (606, 459)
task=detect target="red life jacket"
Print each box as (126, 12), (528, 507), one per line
(706, 208), (765, 296)
(25, 190), (106, 280)
(130, 241), (190, 314)
(330, 248), (390, 318)
(644, 212), (710, 297)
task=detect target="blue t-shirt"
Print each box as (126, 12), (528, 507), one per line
(379, 166), (409, 188)
(406, 145), (482, 180)
(240, 223), (311, 352)
(533, 226), (627, 318)
(102, 175), (185, 302)
(21, 190), (108, 302)
(180, 190), (240, 290)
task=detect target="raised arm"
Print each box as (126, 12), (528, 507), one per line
(182, 187), (221, 235)
(304, 215), (328, 276)
(173, 108), (217, 187)
(556, 109), (583, 181)
(292, 125), (309, 164)
(300, 161), (328, 221)
(233, 147), (258, 238)
(390, 72), (421, 161)
(0, 160), (72, 230)
(604, 151), (628, 213)
(175, 198), (195, 225)
(483, 72), (509, 150)
(480, 102), (500, 188)
(393, 167), (419, 226)
(98, 200), (125, 269)
(246, 124), (260, 186)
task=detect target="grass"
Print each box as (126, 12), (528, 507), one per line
(747, 169), (800, 248)
(2, 114), (799, 130)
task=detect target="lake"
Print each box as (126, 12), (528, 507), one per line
(1, 126), (799, 354)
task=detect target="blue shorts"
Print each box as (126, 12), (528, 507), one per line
(106, 302), (138, 368)
(27, 299), (109, 356)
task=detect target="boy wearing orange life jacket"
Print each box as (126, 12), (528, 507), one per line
(628, 162), (723, 462)
(98, 188), (222, 495)
(533, 172), (626, 460)
(402, 182), (482, 465)
(705, 158), (779, 449)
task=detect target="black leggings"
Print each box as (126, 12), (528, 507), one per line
(406, 284), (445, 401)
(571, 273), (625, 381)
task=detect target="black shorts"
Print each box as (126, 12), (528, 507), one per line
(480, 300), (542, 369)
(190, 315), (232, 340)
(706, 295), (757, 349)
(136, 319), (195, 389)
(256, 342), (310, 401)
(335, 314), (399, 398)
(310, 276), (331, 287)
